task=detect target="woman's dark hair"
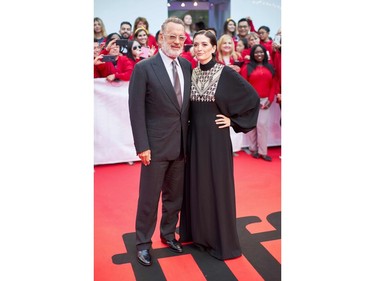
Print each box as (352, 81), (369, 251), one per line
(193, 30), (217, 46)
(239, 37), (248, 49)
(247, 44), (274, 76)
(206, 27), (217, 37)
(258, 25), (270, 33)
(105, 32), (121, 46)
(194, 21), (206, 31)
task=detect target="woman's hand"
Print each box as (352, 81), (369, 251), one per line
(149, 46), (156, 57)
(106, 74), (116, 82)
(106, 38), (117, 51)
(276, 93), (281, 103)
(215, 114), (230, 128)
(94, 54), (104, 65)
(261, 100), (272, 109)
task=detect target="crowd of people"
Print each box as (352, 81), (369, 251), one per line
(94, 14), (281, 267)
(94, 14), (281, 161)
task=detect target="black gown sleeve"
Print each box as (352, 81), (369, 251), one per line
(216, 66), (260, 133)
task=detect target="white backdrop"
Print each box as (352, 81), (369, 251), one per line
(94, 0), (281, 39)
(94, 79), (281, 165)
(94, 79), (139, 165)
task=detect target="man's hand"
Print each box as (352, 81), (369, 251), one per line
(138, 150), (151, 166)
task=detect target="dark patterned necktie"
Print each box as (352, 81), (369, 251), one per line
(172, 60), (182, 108)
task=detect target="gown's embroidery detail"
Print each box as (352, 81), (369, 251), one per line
(191, 63), (224, 102)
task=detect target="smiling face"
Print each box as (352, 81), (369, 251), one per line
(258, 28), (269, 41)
(247, 33), (260, 47)
(108, 44), (120, 56)
(220, 37), (233, 54)
(136, 30), (148, 46)
(253, 46), (265, 63)
(120, 23), (132, 38)
(160, 22), (185, 59)
(237, 21), (249, 37)
(193, 34), (216, 65)
(227, 21), (236, 33)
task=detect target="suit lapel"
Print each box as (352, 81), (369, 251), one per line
(178, 58), (191, 112)
(151, 53), (181, 110)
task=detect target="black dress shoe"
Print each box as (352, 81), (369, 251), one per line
(161, 238), (183, 253)
(260, 154), (272, 161)
(137, 249), (152, 266)
(242, 147), (252, 155)
(251, 151), (260, 159)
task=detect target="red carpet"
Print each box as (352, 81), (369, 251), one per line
(94, 146), (281, 281)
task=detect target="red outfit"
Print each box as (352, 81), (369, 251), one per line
(94, 56), (141, 81)
(146, 34), (158, 50)
(273, 49), (281, 100)
(240, 64), (276, 103)
(241, 48), (251, 62)
(216, 54), (244, 66)
(248, 19), (256, 32)
(184, 32), (192, 45)
(94, 63), (101, 78)
(180, 51), (198, 69)
(260, 40), (274, 65)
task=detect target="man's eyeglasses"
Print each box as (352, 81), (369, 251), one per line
(238, 25), (248, 29)
(164, 34), (186, 42)
(132, 45), (142, 50)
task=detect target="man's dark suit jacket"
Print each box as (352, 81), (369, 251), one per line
(128, 52), (192, 160)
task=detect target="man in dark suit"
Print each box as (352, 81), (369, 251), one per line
(128, 17), (192, 266)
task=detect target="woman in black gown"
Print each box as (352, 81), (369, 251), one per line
(179, 30), (260, 260)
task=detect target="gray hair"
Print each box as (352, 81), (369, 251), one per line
(161, 17), (185, 32)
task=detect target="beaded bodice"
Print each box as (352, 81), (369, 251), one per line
(190, 63), (224, 102)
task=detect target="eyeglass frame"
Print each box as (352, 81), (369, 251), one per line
(163, 33), (187, 42)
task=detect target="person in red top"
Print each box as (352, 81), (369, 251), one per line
(235, 38), (249, 60)
(237, 17), (256, 41)
(94, 38), (104, 78)
(258, 25), (274, 65)
(240, 44), (276, 161)
(95, 39), (137, 82)
(216, 34), (244, 73)
(98, 33), (122, 56)
(182, 13), (195, 41)
(241, 31), (259, 62)
(180, 44), (198, 69)
(223, 18), (239, 45)
(131, 17), (158, 50)
(133, 27), (157, 58)
(272, 28), (282, 109)
(121, 40), (143, 81)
